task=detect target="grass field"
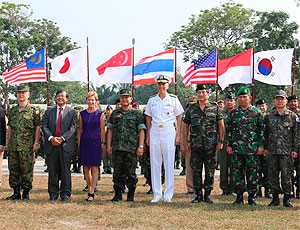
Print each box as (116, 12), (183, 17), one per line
(0, 175), (300, 229)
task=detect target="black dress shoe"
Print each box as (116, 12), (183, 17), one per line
(61, 196), (70, 202)
(186, 191), (194, 194)
(49, 197), (58, 201)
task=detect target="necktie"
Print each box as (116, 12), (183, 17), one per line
(55, 107), (63, 137)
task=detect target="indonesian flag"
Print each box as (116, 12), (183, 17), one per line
(96, 48), (132, 85)
(50, 48), (87, 82)
(218, 49), (252, 90)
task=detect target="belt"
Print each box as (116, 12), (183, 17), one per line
(152, 123), (176, 128)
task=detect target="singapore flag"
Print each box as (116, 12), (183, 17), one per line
(95, 48), (132, 85)
(50, 48), (87, 83)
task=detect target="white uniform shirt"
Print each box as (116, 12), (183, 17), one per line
(145, 93), (184, 127)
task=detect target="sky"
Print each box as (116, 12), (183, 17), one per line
(1, 0), (300, 87)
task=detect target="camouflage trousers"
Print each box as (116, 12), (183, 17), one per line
(268, 154), (294, 194)
(232, 154), (258, 194)
(292, 156), (300, 189)
(190, 147), (216, 191)
(112, 150), (138, 189)
(219, 146), (234, 193)
(254, 155), (269, 188)
(8, 150), (35, 189)
(102, 148), (112, 172)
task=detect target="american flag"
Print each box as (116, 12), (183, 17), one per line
(182, 50), (217, 86)
(3, 49), (47, 85)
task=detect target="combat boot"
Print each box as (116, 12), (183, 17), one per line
(179, 167), (186, 176)
(283, 194), (293, 208)
(191, 189), (203, 203)
(6, 186), (21, 200)
(22, 188), (30, 200)
(264, 187), (272, 198)
(296, 188), (300, 199)
(268, 193), (280, 206)
(204, 189), (213, 204)
(111, 188), (122, 202)
(255, 187), (262, 198)
(127, 188), (136, 202)
(233, 192), (244, 205)
(248, 193), (257, 205)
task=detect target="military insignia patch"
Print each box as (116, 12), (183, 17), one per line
(296, 117), (300, 123)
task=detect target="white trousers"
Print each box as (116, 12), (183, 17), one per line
(150, 126), (176, 200)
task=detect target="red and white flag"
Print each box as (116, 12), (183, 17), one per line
(218, 48), (252, 90)
(95, 48), (132, 85)
(51, 48), (87, 82)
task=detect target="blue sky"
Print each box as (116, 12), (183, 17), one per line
(1, 0), (299, 86)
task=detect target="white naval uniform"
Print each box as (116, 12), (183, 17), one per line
(145, 93), (184, 201)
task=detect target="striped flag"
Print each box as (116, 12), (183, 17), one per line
(182, 50), (217, 86)
(2, 49), (47, 85)
(133, 48), (175, 86)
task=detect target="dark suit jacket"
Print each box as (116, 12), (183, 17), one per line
(42, 105), (78, 155)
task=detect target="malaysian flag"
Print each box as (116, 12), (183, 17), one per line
(182, 50), (217, 86)
(2, 49), (47, 85)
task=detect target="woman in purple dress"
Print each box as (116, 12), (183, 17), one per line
(78, 92), (105, 201)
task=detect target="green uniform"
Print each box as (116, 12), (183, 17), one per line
(8, 103), (41, 189)
(107, 107), (146, 189)
(226, 105), (265, 194)
(102, 116), (112, 173)
(183, 101), (223, 192)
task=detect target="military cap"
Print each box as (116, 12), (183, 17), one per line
(119, 88), (132, 96)
(217, 100), (224, 104)
(106, 105), (113, 110)
(274, 90), (287, 99)
(226, 92), (236, 100)
(17, 85), (30, 92)
(255, 99), (267, 106)
(155, 74), (170, 83)
(236, 86), (250, 97)
(196, 84), (208, 92)
(287, 95), (298, 102)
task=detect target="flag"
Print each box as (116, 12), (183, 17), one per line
(133, 48), (175, 86)
(218, 48), (252, 90)
(254, 49), (293, 85)
(95, 48), (132, 85)
(3, 49), (46, 85)
(182, 50), (217, 86)
(51, 48), (87, 82)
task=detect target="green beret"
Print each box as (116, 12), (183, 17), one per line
(119, 88), (132, 96)
(17, 85), (30, 92)
(236, 86), (250, 97)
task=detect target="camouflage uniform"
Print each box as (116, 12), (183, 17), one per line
(102, 116), (112, 173)
(183, 101), (223, 194)
(8, 103), (41, 189)
(107, 107), (146, 190)
(291, 108), (300, 197)
(226, 106), (264, 195)
(264, 108), (299, 195)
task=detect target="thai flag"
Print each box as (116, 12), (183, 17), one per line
(133, 48), (175, 85)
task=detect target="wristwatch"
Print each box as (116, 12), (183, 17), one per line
(138, 145), (144, 149)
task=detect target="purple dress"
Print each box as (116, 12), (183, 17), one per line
(79, 109), (102, 166)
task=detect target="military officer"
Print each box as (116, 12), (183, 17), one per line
(264, 91), (299, 207)
(183, 84), (224, 203)
(102, 105), (113, 174)
(219, 92), (236, 196)
(226, 86), (265, 205)
(287, 95), (300, 199)
(107, 89), (146, 202)
(6, 85), (41, 200)
(145, 75), (184, 203)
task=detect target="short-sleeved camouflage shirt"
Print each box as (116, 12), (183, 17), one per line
(8, 103), (41, 151)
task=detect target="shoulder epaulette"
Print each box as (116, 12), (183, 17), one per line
(169, 94), (177, 98)
(149, 94), (157, 99)
(188, 100), (197, 105)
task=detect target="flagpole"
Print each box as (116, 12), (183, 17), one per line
(215, 49), (219, 102)
(292, 39), (298, 95)
(131, 38), (135, 100)
(174, 40), (177, 95)
(251, 39), (255, 105)
(87, 37), (90, 92)
(45, 40), (50, 105)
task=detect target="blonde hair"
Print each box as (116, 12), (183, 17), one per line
(86, 91), (99, 101)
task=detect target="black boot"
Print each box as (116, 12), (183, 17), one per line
(179, 167), (186, 176)
(248, 193), (256, 205)
(6, 186), (21, 200)
(22, 188), (30, 200)
(111, 188), (122, 202)
(191, 189), (203, 203)
(296, 188), (300, 199)
(233, 192), (244, 205)
(147, 186), (153, 194)
(283, 194), (293, 208)
(264, 187), (272, 198)
(127, 188), (136, 202)
(268, 193), (280, 206)
(204, 189), (213, 204)
(255, 187), (262, 198)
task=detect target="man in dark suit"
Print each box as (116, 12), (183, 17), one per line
(42, 90), (77, 201)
